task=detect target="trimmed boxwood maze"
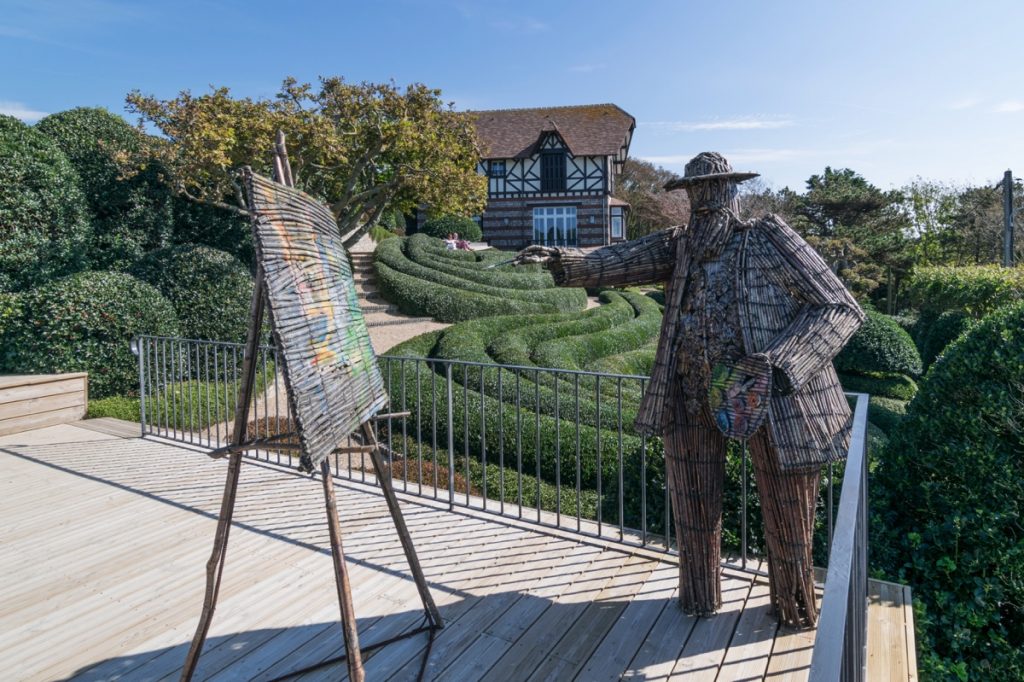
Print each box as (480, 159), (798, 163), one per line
(373, 235), (586, 322)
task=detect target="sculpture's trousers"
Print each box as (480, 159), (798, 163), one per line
(664, 397), (821, 627)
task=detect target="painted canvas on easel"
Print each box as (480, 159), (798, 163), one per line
(242, 169), (387, 473)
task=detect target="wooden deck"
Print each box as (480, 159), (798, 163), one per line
(0, 420), (915, 681)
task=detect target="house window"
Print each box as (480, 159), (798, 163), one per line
(540, 152), (566, 192)
(532, 206), (577, 247)
(611, 207), (624, 239)
(488, 160), (506, 178)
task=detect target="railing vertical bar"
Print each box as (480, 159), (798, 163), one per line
(273, 345), (281, 464)
(535, 370), (541, 523)
(431, 361), (438, 499)
(480, 365), (487, 511)
(575, 373), (581, 533)
(554, 372), (561, 528)
(137, 338), (147, 438)
(446, 363), (455, 510)
(401, 359), (408, 493)
(387, 360), (394, 489)
(464, 364), (470, 507)
(498, 367), (505, 515)
(416, 361), (423, 497)
(186, 341), (194, 444)
(212, 345), (220, 445)
(828, 461), (835, 548)
(742, 442), (749, 570)
(160, 338), (168, 437)
(596, 374), (602, 537)
(617, 377), (624, 541)
(640, 378), (646, 547)
(516, 371), (522, 518)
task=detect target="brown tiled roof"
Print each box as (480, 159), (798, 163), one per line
(468, 104), (634, 159)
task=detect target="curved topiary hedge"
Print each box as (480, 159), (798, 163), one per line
(834, 310), (922, 377)
(421, 214), (482, 242)
(919, 309), (972, 368)
(36, 107), (175, 270)
(130, 245), (253, 343)
(405, 234), (552, 289)
(837, 371), (918, 401)
(0, 115), (91, 292)
(875, 302), (1024, 678)
(1, 271), (180, 398)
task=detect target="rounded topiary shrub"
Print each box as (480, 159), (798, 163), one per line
(0, 115), (91, 292)
(36, 107), (175, 270)
(420, 215), (482, 242)
(131, 245), (252, 343)
(1, 272), (180, 398)
(919, 309), (972, 368)
(834, 310), (922, 377)
(875, 302), (1024, 678)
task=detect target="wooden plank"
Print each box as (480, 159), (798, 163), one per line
(573, 560), (678, 681)
(867, 580), (910, 682)
(525, 555), (659, 681)
(903, 584), (918, 681)
(0, 404), (89, 436)
(0, 390), (85, 420)
(764, 621), (818, 681)
(716, 574), (779, 681)
(0, 372), (87, 391)
(669, 570), (756, 680)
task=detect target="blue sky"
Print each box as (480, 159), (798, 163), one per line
(2, 0), (1021, 191)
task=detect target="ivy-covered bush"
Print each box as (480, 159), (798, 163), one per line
(0, 291), (22, 340)
(906, 265), (1024, 318)
(131, 245), (252, 342)
(919, 309), (972, 368)
(37, 108), (176, 270)
(834, 310), (922, 377)
(0, 115), (91, 292)
(1, 272), (180, 398)
(874, 302), (1024, 678)
(421, 214), (482, 242)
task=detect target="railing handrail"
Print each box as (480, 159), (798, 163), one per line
(809, 392), (869, 681)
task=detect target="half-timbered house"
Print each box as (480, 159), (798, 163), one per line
(418, 104), (635, 250)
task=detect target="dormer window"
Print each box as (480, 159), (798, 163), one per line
(488, 160), (506, 178)
(540, 152), (566, 192)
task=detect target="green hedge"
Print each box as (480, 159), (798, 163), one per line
(87, 396), (140, 421)
(867, 396), (907, 436)
(405, 234), (552, 289)
(906, 265), (1024, 318)
(131, 245), (253, 343)
(36, 107), (175, 270)
(1, 272), (180, 398)
(421, 214), (482, 242)
(0, 115), (91, 292)
(838, 371), (918, 401)
(375, 238), (584, 309)
(874, 302), (1024, 678)
(834, 310), (922, 377)
(919, 309), (972, 368)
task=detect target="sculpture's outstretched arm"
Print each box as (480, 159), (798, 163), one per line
(518, 227), (680, 289)
(752, 215), (865, 394)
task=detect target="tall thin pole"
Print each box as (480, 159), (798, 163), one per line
(1003, 170), (1014, 267)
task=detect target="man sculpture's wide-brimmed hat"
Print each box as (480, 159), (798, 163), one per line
(663, 151), (759, 191)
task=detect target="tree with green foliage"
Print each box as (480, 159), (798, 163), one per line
(789, 167), (912, 302)
(36, 107), (176, 270)
(126, 77), (487, 249)
(0, 115), (91, 292)
(421, 215), (482, 241)
(614, 158), (689, 240)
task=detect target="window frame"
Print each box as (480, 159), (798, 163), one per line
(532, 205), (578, 247)
(540, 152), (567, 193)
(488, 160), (506, 178)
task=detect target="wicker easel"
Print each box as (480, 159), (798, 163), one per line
(179, 134), (442, 682)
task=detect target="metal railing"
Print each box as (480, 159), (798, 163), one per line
(134, 334), (868, 677)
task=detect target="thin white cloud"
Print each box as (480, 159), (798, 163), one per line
(948, 96), (980, 110)
(994, 100), (1024, 113)
(640, 117), (794, 132)
(0, 101), (48, 122)
(567, 63), (605, 73)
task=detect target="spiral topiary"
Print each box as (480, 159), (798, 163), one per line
(130, 245), (253, 343)
(0, 115), (91, 292)
(834, 310), (922, 377)
(874, 302), (1024, 678)
(0, 271), (180, 398)
(36, 107), (175, 270)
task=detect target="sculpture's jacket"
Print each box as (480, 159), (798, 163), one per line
(549, 212), (865, 469)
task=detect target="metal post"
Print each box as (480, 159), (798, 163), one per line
(1003, 170), (1014, 267)
(446, 363), (455, 510)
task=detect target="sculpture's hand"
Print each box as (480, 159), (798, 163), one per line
(513, 245), (560, 267)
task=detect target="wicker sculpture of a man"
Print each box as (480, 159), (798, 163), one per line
(516, 152), (865, 627)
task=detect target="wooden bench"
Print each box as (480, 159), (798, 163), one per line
(0, 373), (89, 436)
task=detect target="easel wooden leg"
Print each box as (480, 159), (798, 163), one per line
(320, 459), (365, 681)
(361, 422), (443, 629)
(180, 451), (244, 681)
